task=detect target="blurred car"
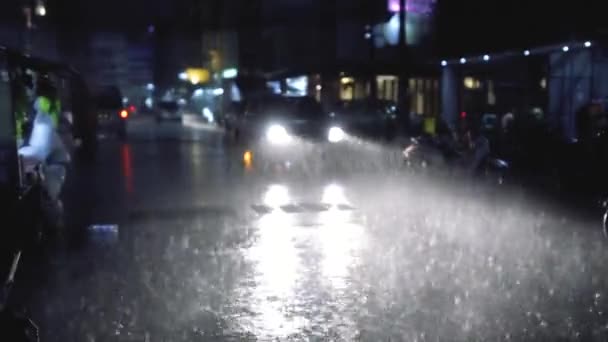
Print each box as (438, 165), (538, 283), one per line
(330, 99), (399, 141)
(227, 96), (335, 142)
(94, 86), (128, 140)
(156, 100), (182, 122)
(227, 96), (350, 167)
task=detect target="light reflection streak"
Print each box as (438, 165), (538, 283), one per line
(245, 189), (305, 337)
(322, 183), (349, 206)
(319, 184), (363, 289)
(121, 144), (134, 194)
(263, 184), (290, 208)
(242, 184), (365, 337)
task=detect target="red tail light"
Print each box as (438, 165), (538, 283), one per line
(119, 109), (129, 119)
(128, 105), (136, 113)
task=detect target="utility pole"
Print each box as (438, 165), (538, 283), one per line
(22, 5), (33, 54)
(22, 0), (47, 54)
(366, 0), (377, 101)
(397, 0), (410, 133)
(367, 22), (377, 101)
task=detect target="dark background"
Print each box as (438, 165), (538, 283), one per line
(2, 0), (605, 55)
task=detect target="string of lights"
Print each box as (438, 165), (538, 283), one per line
(439, 40), (593, 67)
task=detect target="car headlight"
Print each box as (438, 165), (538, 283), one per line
(266, 124), (292, 145)
(328, 126), (346, 143)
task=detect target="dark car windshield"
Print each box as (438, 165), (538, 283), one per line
(248, 96), (324, 120)
(293, 97), (325, 119)
(95, 87), (122, 109)
(158, 101), (179, 112)
(334, 100), (397, 118)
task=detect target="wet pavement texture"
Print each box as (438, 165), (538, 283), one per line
(18, 116), (608, 341)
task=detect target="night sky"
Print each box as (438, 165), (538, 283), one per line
(1, 0), (605, 55)
(436, 0), (604, 56)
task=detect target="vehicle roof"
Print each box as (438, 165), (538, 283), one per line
(1, 46), (82, 79)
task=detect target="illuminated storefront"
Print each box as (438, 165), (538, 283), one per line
(439, 40), (608, 140)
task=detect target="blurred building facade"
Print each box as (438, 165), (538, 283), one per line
(245, 0), (441, 128)
(435, 0), (608, 140)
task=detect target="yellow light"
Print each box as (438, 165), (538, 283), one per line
(340, 77), (354, 85)
(185, 68), (210, 85)
(243, 150), (253, 166)
(464, 77), (481, 89)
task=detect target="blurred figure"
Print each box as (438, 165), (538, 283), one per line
(18, 76), (70, 228)
(576, 103), (595, 143)
(464, 124), (490, 176)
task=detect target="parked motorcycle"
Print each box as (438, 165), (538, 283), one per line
(0, 252), (39, 342)
(0, 162), (48, 342)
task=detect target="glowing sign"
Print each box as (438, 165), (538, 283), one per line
(185, 68), (210, 85)
(388, 0), (436, 14)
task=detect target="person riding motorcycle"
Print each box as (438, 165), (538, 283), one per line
(463, 124), (491, 176)
(18, 76), (70, 229)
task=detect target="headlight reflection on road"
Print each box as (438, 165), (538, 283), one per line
(322, 183), (349, 206)
(263, 184), (290, 208)
(328, 126), (346, 143)
(319, 183), (363, 290)
(318, 219), (364, 290)
(246, 184), (305, 338)
(321, 183), (353, 226)
(243, 183), (364, 336)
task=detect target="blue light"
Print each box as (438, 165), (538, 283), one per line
(192, 88), (204, 97)
(222, 68), (238, 79)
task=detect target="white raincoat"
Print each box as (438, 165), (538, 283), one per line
(18, 98), (70, 199)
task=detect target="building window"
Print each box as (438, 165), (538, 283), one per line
(340, 77), (355, 100)
(464, 77), (481, 89)
(377, 75), (398, 101)
(487, 80), (496, 105)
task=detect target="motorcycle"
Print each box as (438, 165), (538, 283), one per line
(403, 135), (509, 186)
(0, 159), (52, 341)
(0, 165), (44, 342)
(0, 252), (40, 342)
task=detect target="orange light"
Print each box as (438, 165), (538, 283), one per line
(120, 109), (129, 119)
(243, 150), (253, 166)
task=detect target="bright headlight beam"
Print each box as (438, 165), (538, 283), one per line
(328, 126), (346, 143)
(264, 184), (290, 208)
(266, 124), (292, 145)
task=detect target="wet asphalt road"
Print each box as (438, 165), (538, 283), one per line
(17, 115), (608, 341)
